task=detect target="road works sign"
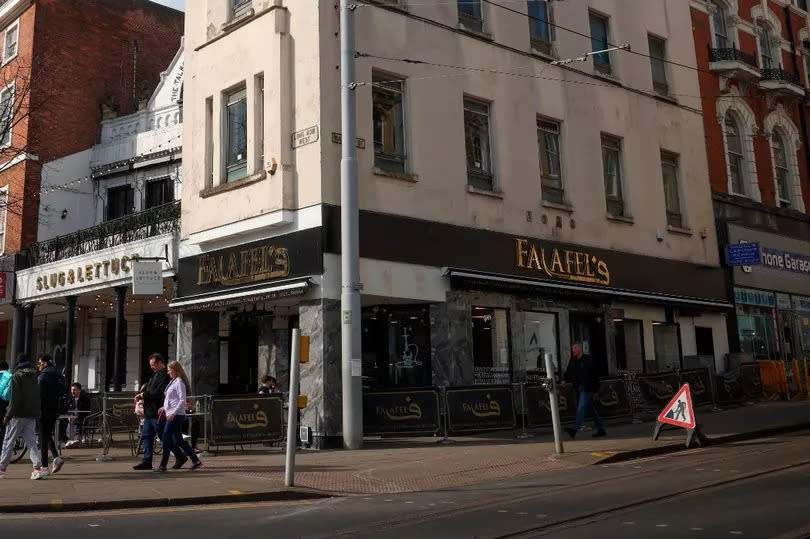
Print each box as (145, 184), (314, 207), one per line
(657, 383), (696, 430)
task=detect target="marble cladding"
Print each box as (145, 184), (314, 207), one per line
(257, 324), (291, 392)
(178, 311), (220, 396)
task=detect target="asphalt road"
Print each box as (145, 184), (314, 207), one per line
(6, 431), (810, 539)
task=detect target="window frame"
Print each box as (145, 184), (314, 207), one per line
(770, 131), (792, 208)
(231, 0), (252, 21)
(648, 34), (669, 94)
(144, 177), (174, 209)
(537, 117), (564, 204)
(2, 19), (18, 66)
(0, 82), (14, 149)
(724, 112), (747, 197)
(758, 24), (774, 70)
(106, 184), (135, 221)
(589, 11), (612, 74)
(711, 1), (730, 49)
(601, 133), (625, 216)
(372, 71), (408, 174)
(0, 185), (8, 255)
(224, 85), (248, 183)
(463, 96), (495, 191)
(458, 0), (484, 33)
(527, 0), (553, 55)
(660, 150), (683, 228)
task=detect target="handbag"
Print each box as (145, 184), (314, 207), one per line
(0, 370), (11, 402)
(157, 407), (167, 425)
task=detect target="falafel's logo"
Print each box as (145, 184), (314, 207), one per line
(515, 238), (610, 285)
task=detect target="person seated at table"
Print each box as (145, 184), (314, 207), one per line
(258, 375), (280, 394)
(62, 383), (91, 446)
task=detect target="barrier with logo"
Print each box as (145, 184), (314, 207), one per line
(678, 369), (714, 407)
(524, 383), (577, 427)
(444, 386), (515, 433)
(636, 372), (680, 410)
(362, 388), (441, 435)
(209, 395), (284, 445)
(714, 370), (745, 405)
(740, 363), (764, 400)
(593, 377), (632, 419)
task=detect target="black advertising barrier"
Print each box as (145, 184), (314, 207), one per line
(209, 395), (284, 445)
(715, 370), (745, 405)
(362, 388), (441, 435)
(679, 369), (714, 407)
(445, 386), (515, 433)
(525, 383), (577, 427)
(106, 392), (137, 427)
(593, 378), (632, 419)
(740, 363), (764, 400)
(636, 372), (680, 410)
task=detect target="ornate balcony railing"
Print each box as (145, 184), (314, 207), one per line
(708, 46), (758, 69)
(761, 68), (802, 86)
(28, 201), (180, 266)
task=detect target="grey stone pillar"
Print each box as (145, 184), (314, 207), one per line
(177, 311), (220, 396)
(23, 304), (34, 357)
(113, 286), (127, 391)
(65, 296), (77, 383)
(299, 299), (341, 449)
(11, 303), (25, 364)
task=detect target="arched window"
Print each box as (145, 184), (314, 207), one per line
(712, 2), (729, 48)
(759, 25), (774, 69)
(771, 132), (791, 208)
(725, 113), (746, 195)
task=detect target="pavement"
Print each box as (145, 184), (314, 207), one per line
(1, 398), (809, 513)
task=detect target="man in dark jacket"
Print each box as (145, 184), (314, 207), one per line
(0, 354), (45, 479)
(562, 343), (606, 439)
(37, 355), (64, 475)
(132, 353), (185, 470)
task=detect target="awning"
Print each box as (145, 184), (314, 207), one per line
(169, 277), (312, 311)
(442, 268), (733, 310)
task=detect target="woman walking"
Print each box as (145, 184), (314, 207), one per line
(154, 361), (201, 473)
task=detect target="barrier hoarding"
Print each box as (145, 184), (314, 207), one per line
(740, 363), (764, 400)
(362, 388), (441, 435)
(636, 372), (680, 410)
(209, 395), (284, 445)
(594, 377), (632, 419)
(715, 370), (745, 405)
(525, 383), (577, 427)
(445, 386), (515, 433)
(679, 369), (714, 407)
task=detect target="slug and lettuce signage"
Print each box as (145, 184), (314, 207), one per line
(362, 389), (441, 435)
(514, 238), (610, 286)
(209, 396), (283, 444)
(445, 386), (515, 432)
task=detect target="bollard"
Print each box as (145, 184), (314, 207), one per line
(285, 329), (301, 487)
(437, 386), (453, 445)
(515, 383), (533, 439)
(543, 354), (563, 455)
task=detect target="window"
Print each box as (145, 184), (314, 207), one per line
(361, 306), (431, 388)
(537, 119), (564, 204)
(589, 12), (611, 73)
(652, 323), (681, 373)
(771, 132), (791, 208)
(107, 185), (134, 221)
(528, 0), (552, 54)
(711, 2), (729, 48)
(464, 97), (494, 190)
(145, 177), (173, 209)
(724, 113), (746, 195)
(458, 0), (483, 32)
(3, 21), (18, 64)
(648, 35), (668, 94)
(256, 74), (264, 169)
(372, 73), (406, 174)
(0, 84), (12, 148)
(471, 307), (510, 385)
(661, 151), (682, 228)
(613, 319), (644, 372)
(759, 26), (774, 69)
(225, 86), (248, 182)
(232, 0), (252, 20)
(0, 187), (8, 254)
(601, 134), (624, 216)
(524, 311), (559, 377)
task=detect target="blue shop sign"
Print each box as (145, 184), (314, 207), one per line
(727, 243), (761, 266)
(734, 287), (776, 308)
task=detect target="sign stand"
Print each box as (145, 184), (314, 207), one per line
(652, 383), (706, 448)
(436, 386), (453, 445)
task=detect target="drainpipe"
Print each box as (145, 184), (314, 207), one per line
(784, 7), (810, 208)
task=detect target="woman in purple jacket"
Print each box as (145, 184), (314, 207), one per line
(154, 361), (202, 473)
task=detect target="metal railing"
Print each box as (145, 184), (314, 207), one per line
(28, 201), (180, 265)
(761, 68), (802, 86)
(708, 46), (758, 69)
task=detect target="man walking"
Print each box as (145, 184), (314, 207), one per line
(37, 355), (64, 475)
(132, 353), (185, 470)
(0, 354), (46, 479)
(563, 343), (606, 439)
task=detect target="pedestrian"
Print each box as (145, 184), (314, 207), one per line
(36, 355), (64, 475)
(258, 375), (279, 394)
(562, 343), (606, 439)
(132, 353), (186, 470)
(0, 354), (46, 480)
(0, 361), (9, 444)
(154, 361), (201, 473)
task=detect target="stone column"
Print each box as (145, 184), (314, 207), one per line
(65, 296), (77, 383)
(10, 303), (25, 364)
(299, 299), (341, 449)
(113, 286), (127, 391)
(126, 315), (142, 390)
(23, 305), (34, 357)
(177, 311), (220, 396)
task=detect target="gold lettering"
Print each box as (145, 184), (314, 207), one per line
(36, 277), (42, 291)
(515, 238), (529, 268)
(57, 272), (66, 286)
(102, 260), (110, 277)
(550, 249), (564, 274)
(527, 245), (542, 270)
(565, 250), (574, 274)
(49, 274), (57, 288)
(575, 252), (585, 275)
(94, 263), (102, 278)
(67, 270), (75, 284)
(85, 265), (94, 281)
(597, 261), (610, 285)
(121, 256), (131, 272)
(586, 255), (596, 277)
(77, 266), (85, 282)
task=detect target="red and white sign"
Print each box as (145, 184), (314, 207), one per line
(657, 383), (696, 430)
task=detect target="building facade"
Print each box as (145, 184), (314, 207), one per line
(691, 0), (810, 363)
(178, 0), (730, 447)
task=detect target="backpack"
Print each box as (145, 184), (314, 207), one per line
(0, 370), (10, 402)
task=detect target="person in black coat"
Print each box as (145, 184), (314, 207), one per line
(37, 355), (64, 475)
(562, 343), (606, 439)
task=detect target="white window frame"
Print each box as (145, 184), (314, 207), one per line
(724, 112), (747, 197)
(223, 84), (248, 183)
(2, 19), (18, 66)
(372, 71), (408, 174)
(770, 130), (793, 208)
(601, 133), (626, 216)
(0, 185), (8, 255)
(709, 1), (732, 49)
(758, 24), (775, 70)
(537, 117), (564, 204)
(0, 82), (14, 150)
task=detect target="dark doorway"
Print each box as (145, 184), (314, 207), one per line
(695, 326), (715, 359)
(104, 318), (127, 391)
(226, 314), (259, 394)
(569, 312), (608, 377)
(141, 313), (169, 385)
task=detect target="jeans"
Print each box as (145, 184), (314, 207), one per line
(573, 391), (605, 432)
(159, 416), (199, 469)
(141, 418), (185, 464)
(0, 418), (42, 470)
(39, 414), (59, 467)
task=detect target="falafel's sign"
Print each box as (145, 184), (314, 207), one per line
(514, 238), (610, 286)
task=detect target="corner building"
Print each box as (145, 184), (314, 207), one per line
(178, 0), (730, 448)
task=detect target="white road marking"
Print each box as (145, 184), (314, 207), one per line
(730, 532), (743, 535)
(691, 528), (704, 531)
(405, 501), (414, 504)
(657, 524), (669, 528)
(88, 524), (101, 528)
(517, 512), (528, 515)
(623, 521), (635, 525)
(384, 499), (393, 502)
(497, 510), (508, 513)
(713, 469), (721, 472)
(536, 514), (548, 518)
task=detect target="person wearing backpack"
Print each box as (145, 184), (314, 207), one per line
(0, 361), (9, 444)
(36, 355), (64, 476)
(0, 354), (45, 479)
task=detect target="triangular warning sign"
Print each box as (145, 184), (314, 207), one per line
(656, 384), (696, 430)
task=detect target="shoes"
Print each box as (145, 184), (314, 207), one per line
(51, 456), (64, 474)
(64, 440), (79, 448)
(0, 468), (6, 479)
(153, 467), (167, 474)
(191, 460), (202, 471)
(592, 429), (607, 438)
(171, 456), (188, 470)
(132, 461), (152, 470)
(565, 427), (578, 439)
(31, 468), (49, 480)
